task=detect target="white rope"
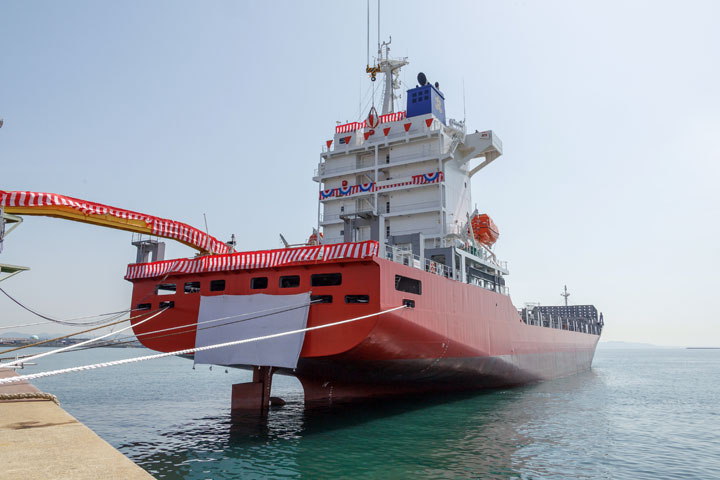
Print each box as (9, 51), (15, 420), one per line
(0, 308), (168, 368)
(0, 305), (407, 385)
(124, 301), (318, 342)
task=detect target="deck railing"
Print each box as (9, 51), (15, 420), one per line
(383, 243), (511, 297)
(385, 244), (458, 281)
(462, 246), (508, 272)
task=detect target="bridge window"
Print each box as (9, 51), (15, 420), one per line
(280, 275), (301, 288)
(251, 277), (268, 290)
(156, 284), (176, 295)
(395, 275), (421, 295)
(345, 295), (369, 304)
(184, 281), (200, 294)
(311, 273), (342, 286)
(210, 280), (226, 292)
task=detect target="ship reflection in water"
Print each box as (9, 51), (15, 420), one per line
(122, 369), (612, 480)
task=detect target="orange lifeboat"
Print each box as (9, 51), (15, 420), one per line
(471, 213), (499, 246)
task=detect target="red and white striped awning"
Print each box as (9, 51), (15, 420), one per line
(0, 190), (230, 255)
(125, 240), (379, 280)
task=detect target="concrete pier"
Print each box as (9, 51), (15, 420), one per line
(0, 368), (154, 480)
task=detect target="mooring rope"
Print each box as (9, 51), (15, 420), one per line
(0, 309), (163, 357)
(0, 308), (168, 368)
(0, 305), (407, 385)
(84, 300), (323, 348)
(0, 321), (52, 331)
(0, 285), (136, 326)
(0, 392), (59, 405)
(1, 301), (322, 358)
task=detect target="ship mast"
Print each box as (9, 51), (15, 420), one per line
(365, 1), (408, 115)
(561, 285), (570, 306)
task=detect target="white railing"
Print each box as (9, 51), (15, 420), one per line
(317, 130), (445, 178)
(458, 244), (508, 272)
(320, 201), (376, 223)
(320, 160), (375, 177)
(319, 213), (339, 223)
(316, 151), (441, 179)
(386, 201), (441, 215)
(321, 236), (344, 245)
(384, 243), (510, 295)
(448, 118), (466, 135)
(467, 275), (510, 296)
(384, 149), (441, 165)
(385, 244), (459, 281)
(386, 226), (440, 237)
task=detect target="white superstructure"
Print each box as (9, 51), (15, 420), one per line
(315, 48), (509, 292)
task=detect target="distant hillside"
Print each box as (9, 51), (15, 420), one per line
(598, 341), (674, 349)
(0, 331), (132, 341)
(0, 331), (62, 339)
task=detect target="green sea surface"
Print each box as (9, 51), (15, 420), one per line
(16, 347), (720, 479)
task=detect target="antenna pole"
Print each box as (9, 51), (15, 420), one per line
(462, 78), (466, 123)
(366, 0), (370, 66)
(203, 213), (212, 254)
(377, 0), (381, 56)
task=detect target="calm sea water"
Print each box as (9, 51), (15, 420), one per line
(13, 347), (720, 479)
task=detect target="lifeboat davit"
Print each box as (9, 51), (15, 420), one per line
(471, 213), (499, 246)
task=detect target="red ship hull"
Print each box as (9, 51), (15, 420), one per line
(128, 254), (599, 404)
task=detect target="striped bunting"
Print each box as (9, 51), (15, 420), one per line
(319, 171), (443, 199)
(0, 190), (229, 255)
(124, 241), (379, 280)
(334, 111), (407, 134)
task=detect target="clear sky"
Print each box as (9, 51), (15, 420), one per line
(1, 0), (718, 346)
